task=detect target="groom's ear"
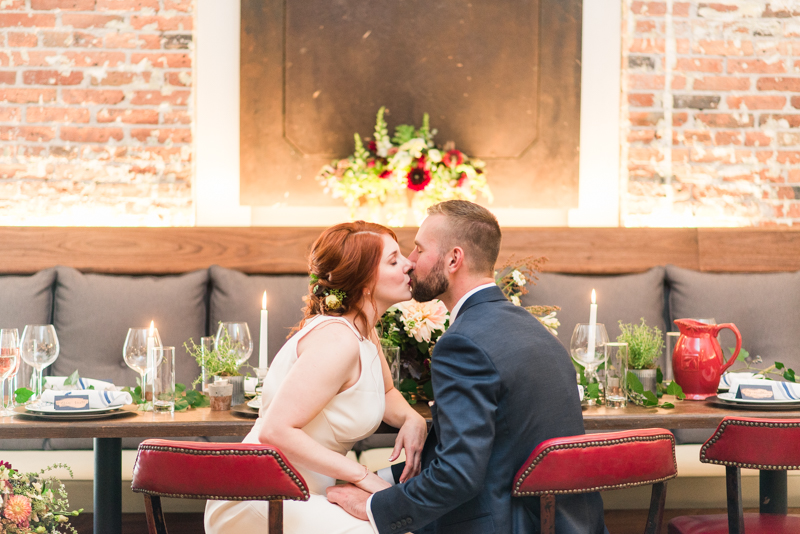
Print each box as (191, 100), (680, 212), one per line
(447, 247), (465, 273)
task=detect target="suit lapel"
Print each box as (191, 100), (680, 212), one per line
(452, 285), (507, 326)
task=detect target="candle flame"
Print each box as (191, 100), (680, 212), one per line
(591, 289), (596, 304)
(262, 291), (267, 309)
(149, 320), (155, 335)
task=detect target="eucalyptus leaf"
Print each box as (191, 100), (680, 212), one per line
(64, 370), (80, 386)
(784, 369), (796, 383)
(14, 388), (33, 404)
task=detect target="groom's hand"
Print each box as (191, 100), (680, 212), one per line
(326, 483), (370, 521)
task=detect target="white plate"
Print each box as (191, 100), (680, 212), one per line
(25, 403), (122, 415)
(717, 392), (800, 405)
(247, 397), (261, 409)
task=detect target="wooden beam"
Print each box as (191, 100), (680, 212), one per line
(698, 228), (800, 272)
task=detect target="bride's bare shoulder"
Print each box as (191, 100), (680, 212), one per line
(296, 319), (360, 361)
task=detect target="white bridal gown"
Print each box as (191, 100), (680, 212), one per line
(205, 315), (385, 534)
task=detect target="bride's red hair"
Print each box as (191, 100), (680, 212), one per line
(293, 221), (398, 338)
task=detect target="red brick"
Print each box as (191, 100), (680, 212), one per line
(131, 52), (192, 68)
(0, 126), (55, 142)
(729, 58), (786, 74)
(90, 71), (151, 86)
(789, 203), (800, 218)
(777, 151), (800, 164)
(635, 20), (658, 33)
(631, 1), (666, 15)
(31, 0), (95, 8)
(0, 0), (25, 8)
(0, 107), (20, 122)
(0, 72), (15, 84)
(755, 150), (774, 163)
(0, 88), (56, 103)
(130, 90), (190, 106)
(63, 51), (126, 68)
(761, 169), (785, 183)
(629, 75), (664, 90)
(696, 113), (754, 128)
(164, 0), (192, 11)
(103, 32), (160, 49)
(760, 114), (800, 128)
(778, 133), (800, 146)
(673, 2), (691, 16)
(675, 58), (724, 73)
(62, 14), (124, 29)
(628, 93), (655, 107)
(746, 131), (774, 146)
(26, 106), (90, 123)
(165, 72), (191, 86)
(693, 76), (750, 91)
(792, 97), (800, 109)
(629, 147), (664, 163)
(43, 31), (103, 48)
(757, 77), (800, 91)
(776, 187), (795, 200)
(630, 38), (664, 54)
(97, 108), (159, 124)
(130, 15), (193, 31)
(9, 51), (66, 67)
(627, 130), (656, 143)
(693, 40), (753, 56)
(0, 13), (56, 27)
(682, 130), (713, 144)
(61, 126), (123, 143)
(728, 95), (787, 110)
(163, 110), (190, 125)
(698, 3), (739, 13)
(96, 0), (159, 10)
(673, 113), (688, 126)
(789, 169), (800, 182)
(131, 128), (191, 143)
(8, 32), (38, 47)
(714, 131), (742, 145)
(629, 112), (663, 126)
(23, 70), (83, 86)
(61, 89), (125, 104)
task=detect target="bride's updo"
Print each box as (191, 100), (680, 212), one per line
(294, 221), (398, 337)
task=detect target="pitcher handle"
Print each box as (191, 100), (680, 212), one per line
(718, 323), (742, 374)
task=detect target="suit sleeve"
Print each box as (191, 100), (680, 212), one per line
(370, 333), (502, 533)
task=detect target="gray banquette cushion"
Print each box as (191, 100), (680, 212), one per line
(0, 269), (56, 450)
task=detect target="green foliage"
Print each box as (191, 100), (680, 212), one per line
(617, 318), (664, 370)
(392, 124), (417, 146)
(728, 347), (797, 383)
(184, 324), (243, 387)
(14, 387), (33, 404)
(398, 379), (418, 405)
(64, 370), (80, 386)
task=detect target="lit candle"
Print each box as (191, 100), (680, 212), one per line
(588, 290), (597, 360)
(259, 292), (269, 368)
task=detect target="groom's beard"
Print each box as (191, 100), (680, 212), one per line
(411, 256), (449, 302)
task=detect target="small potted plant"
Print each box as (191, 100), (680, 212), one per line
(185, 326), (247, 406)
(617, 318), (664, 395)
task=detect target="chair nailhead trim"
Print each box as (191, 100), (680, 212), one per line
(512, 433), (677, 497)
(130, 444), (310, 500)
(700, 418), (800, 470)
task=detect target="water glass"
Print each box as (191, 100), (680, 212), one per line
(380, 340), (401, 390)
(152, 347), (175, 414)
(216, 322), (253, 367)
(0, 329), (20, 416)
(605, 343), (628, 408)
(19, 325), (59, 402)
(570, 323), (609, 405)
(664, 332), (680, 382)
(200, 336), (215, 393)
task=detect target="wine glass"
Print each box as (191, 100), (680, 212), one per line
(19, 325), (59, 404)
(215, 322), (253, 367)
(570, 323), (609, 405)
(124, 327), (162, 409)
(0, 329), (20, 416)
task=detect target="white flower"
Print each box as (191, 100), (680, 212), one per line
(399, 138), (427, 158)
(537, 312), (560, 336)
(395, 300), (449, 343)
(427, 149), (442, 163)
(510, 295), (521, 306)
(511, 270), (527, 287)
(376, 137), (392, 158)
(390, 150), (413, 170)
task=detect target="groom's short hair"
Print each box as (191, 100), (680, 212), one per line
(427, 200), (501, 276)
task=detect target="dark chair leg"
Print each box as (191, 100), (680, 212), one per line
(644, 481), (667, 534)
(269, 500), (283, 534)
(726, 466), (745, 534)
(144, 495), (168, 534)
(540, 494), (556, 534)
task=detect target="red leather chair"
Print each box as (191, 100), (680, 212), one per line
(131, 439), (309, 534)
(668, 417), (800, 534)
(512, 428), (677, 534)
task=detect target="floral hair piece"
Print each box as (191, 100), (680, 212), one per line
(309, 273), (347, 311)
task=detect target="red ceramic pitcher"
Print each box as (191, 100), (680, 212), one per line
(672, 319), (742, 400)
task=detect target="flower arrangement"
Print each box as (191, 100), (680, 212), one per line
(494, 255), (560, 335)
(0, 462), (81, 533)
(317, 107), (492, 226)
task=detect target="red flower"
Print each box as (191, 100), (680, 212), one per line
(416, 154), (426, 167)
(457, 172), (468, 187)
(407, 167), (432, 191)
(368, 141), (377, 152)
(442, 150), (464, 168)
(379, 170), (392, 179)
(366, 159), (376, 168)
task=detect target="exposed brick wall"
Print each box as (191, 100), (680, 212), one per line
(0, 0), (193, 226)
(622, 0), (800, 227)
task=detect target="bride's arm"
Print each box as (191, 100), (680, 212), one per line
(258, 323), (390, 494)
(373, 330), (428, 482)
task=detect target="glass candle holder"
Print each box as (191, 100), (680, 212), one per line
(605, 342), (629, 409)
(152, 347), (176, 414)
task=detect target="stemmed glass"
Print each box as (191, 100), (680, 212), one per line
(0, 329), (20, 416)
(19, 325), (60, 404)
(570, 323), (609, 405)
(124, 326), (162, 409)
(215, 322), (253, 367)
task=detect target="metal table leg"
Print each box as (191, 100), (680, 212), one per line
(759, 470), (788, 514)
(94, 437), (122, 534)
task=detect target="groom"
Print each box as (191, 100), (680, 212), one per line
(328, 200), (605, 533)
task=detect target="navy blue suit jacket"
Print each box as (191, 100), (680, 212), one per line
(370, 286), (605, 534)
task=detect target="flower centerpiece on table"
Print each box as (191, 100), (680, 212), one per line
(0, 461), (81, 533)
(317, 107), (492, 226)
(494, 255), (560, 335)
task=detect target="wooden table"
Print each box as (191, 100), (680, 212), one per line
(4, 399), (798, 533)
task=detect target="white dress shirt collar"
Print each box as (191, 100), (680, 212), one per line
(448, 283), (497, 324)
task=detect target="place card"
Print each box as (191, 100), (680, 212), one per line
(54, 395), (90, 411)
(736, 384), (775, 401)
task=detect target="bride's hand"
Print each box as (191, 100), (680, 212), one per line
(355, 471), (391, 494)
(393, 413), (427, 482)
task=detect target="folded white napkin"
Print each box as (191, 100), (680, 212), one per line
(730, 379), (800, 401)
(245, 377), (257, 394)
(40, 389), (133, 409)
(719, 372), (762, 389)
(578, 384), (584, 401)
(44, 376), (117, 392)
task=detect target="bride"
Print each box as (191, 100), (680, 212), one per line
(205, 221), (428, 533)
